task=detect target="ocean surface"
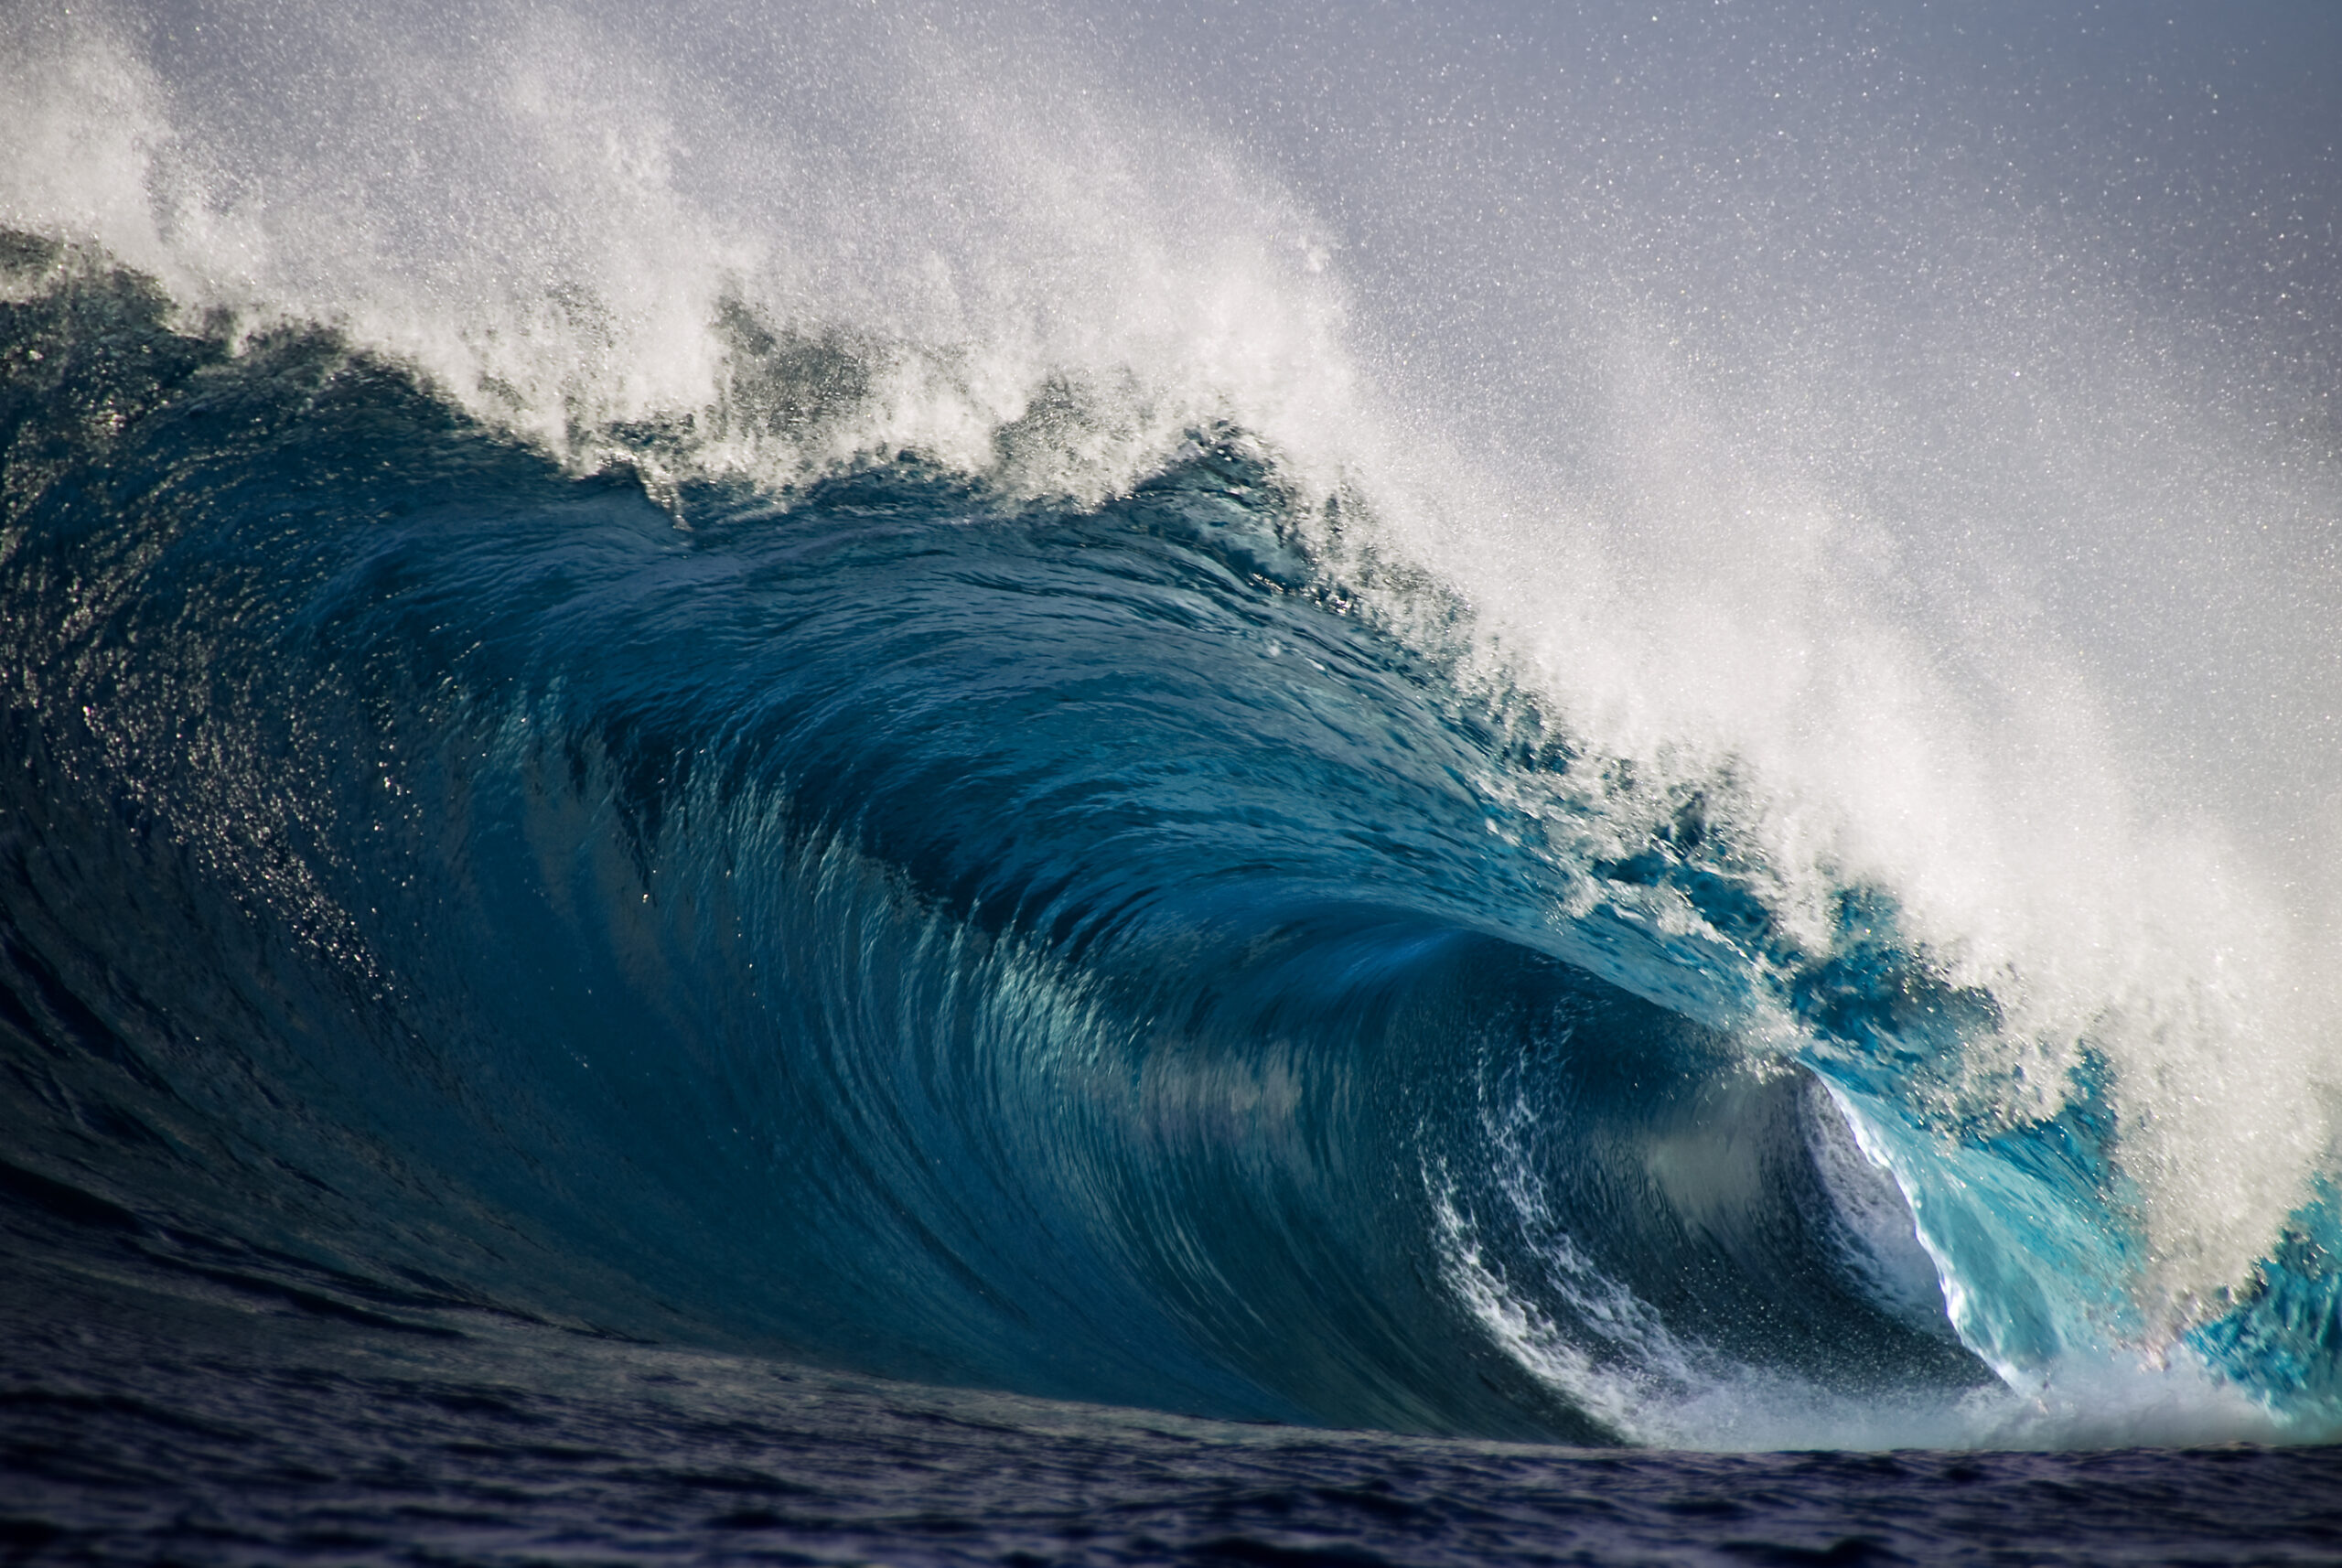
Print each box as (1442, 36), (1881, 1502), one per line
(4, 1), (2341, 1561)
(9, 1242), (2342, 1566)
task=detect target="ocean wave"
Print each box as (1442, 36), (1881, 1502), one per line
(3, 247), (2336, 1447)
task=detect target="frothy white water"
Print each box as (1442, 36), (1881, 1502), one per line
(5, 0), (2337, 1384)
(0, 0), (1357, 495)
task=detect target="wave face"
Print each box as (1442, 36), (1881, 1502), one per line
(3, 251), (2335, 1450)
(3, 1), (2340, 1454)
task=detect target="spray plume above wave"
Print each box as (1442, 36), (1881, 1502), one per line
(2, 0), (2339, 1452)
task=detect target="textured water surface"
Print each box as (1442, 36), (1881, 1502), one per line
(7, 1246), (2342, 1567)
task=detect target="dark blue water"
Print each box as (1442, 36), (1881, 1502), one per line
(7, 1244), (2342, 1567)
(2, 242), (2338, 1562)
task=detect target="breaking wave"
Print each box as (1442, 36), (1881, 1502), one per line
(4, 0), (2338, 1451)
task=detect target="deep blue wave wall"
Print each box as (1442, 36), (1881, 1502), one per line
(0, 249), (2251, 1444)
